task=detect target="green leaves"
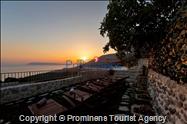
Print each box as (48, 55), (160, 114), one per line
(100, 0), (187, 83)
(100, 0), (186, 58)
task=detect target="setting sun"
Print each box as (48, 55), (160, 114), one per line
(81, 56), (88, 62)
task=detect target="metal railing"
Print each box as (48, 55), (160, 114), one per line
(1, 70), (50, 82)
(0, 63), (124, 83)
(0, 68), (80, 83)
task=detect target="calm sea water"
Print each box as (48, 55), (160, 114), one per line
(1, 64), (68, 73)
(1, 64), (127, 73)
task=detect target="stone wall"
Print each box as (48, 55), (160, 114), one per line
(138, 58), (149, 67)
(148, 69), (187, 124)
(80, 69), (108, 82)
(0, 76), (81, 104)
(0, 70), (108, 104)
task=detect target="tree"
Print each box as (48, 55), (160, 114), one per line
(100, 0), (186, 58)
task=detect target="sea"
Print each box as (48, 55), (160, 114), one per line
(1, 64), (68, 73)
(1, 64), (127, 73)
(0, 64), (127, 81)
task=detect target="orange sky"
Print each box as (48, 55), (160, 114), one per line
(1, 1), (115, 64)
(1, 36), (115, 64)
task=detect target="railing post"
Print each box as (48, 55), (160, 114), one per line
(0, 73), (2, 82)
(1, 66), (85, 83)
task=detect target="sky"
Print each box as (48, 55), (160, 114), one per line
(1, 1), (115, 65)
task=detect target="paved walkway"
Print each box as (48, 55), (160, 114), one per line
(116, 66), (156, 123)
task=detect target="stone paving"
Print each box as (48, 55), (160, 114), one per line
(117, 67), (156, 123)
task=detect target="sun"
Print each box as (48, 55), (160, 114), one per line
(81, 56), (88, 62)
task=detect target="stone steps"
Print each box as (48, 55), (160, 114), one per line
(0, 119), (11, 124)
(117, 67), (156, 118)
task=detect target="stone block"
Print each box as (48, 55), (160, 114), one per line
(118, 106), (129, 112)
(179, 94), (186, 101)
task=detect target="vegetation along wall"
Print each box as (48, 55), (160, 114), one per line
(150, 7), (187, 84)
(148, 7), (187, 124)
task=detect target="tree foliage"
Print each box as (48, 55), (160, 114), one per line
(100, 0), (186, 58)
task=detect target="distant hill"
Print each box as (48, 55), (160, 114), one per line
(28, 62), (64, 65)
(87, 53), (121, 64)
(28, 54), (120, 66)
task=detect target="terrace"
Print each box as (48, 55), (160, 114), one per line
(0, 64), (156, 124)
